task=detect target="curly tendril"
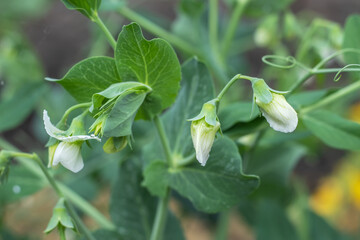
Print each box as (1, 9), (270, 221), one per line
(261, 55), (296, 69)
(334, 64), (360, 82)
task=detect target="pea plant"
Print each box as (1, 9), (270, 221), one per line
(1, 0), (360, 239)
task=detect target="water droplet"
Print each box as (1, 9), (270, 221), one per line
(12, 185), (21, 194)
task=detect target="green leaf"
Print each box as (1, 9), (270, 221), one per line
(254, 200), (299, 240)
(247, 143), (306, 200)
(0, 83), (46, 132)
(302, 110), (360, 151)
(81, 229), (124, 240)
(61, 0), (101, 20)
(104, 91), (147, 137)
(110, 159), (184, 240)
(115, 23), (181, 119)
(0, 165), (45, 202)
(307, 210), (350, 240)
(142, 161), (168, 197)
(218, 102), (259, 130)
(110, 159), (156, 240)
(52, 57), (121, 103)
(144, 136), (259, 213)
(168, 136), (259, 213)
(288, 89), (330, 111)
(247, 143), (306, 184)
(343, 15), (360, 65)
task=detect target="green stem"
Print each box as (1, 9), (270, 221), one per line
(59, 183), (116, 230)
(60, 102), (92, 124)
(222, 0), (248, 56)
(312, 68), (360, 74)
(209, 0), (219, 54)
(289, 68), (360, 94)
(150, 189), (170, 240)
(0, 138), (115, 230)
(216, 74), (254, 102)
(93, 14), (117, 49)
(154, 116), (173, 167)
(301, 80), (360, 114)
(118, 7), (201, 56)
(214, 209), (231, 240)
(59, 225), (66, 240)
(64, 201), (96, 240)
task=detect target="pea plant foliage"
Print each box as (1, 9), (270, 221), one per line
(1, 0), (360, 239)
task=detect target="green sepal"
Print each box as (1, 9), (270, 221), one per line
(188, 99), (218, 126)
(251, 78), (273, 104)
(61, 0), (101, 20)
(44, 198), (75, 234)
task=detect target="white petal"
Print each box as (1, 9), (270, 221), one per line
(191, 120), (220, 166)
(43, 109), (101, 142)
(53, 142), (84, 173)
(43, 110), (67, 138)
(256, 93), (298, 133)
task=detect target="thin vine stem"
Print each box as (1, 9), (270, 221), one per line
(151, 116), (174, 240)
(222, 0), (248, 56)
(93, 14), (117, 49)
(154, 115), (173, 167)
(149, 189), (170, 240)
(60, 102), (92, 124)
(301, 80), (360, 114)
(209, 0), (220, 57)
(216, 74), (255, 102)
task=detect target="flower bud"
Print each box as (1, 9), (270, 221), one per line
(255, 93), (298, 133)
(251, 79), (298, 133)
(44, 198), (74, 234)
(189, 100), (221, 166)
(191, 119), (220, 166)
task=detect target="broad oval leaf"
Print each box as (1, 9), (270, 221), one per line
(302, 110), (360, 151)
(52, 57), (121, 103)
(115, 23), (181, 119)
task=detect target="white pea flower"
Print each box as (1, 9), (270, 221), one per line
(43, 110), (100, 173)
(189, 100), (220, 166)
(252, 79), (298, 133)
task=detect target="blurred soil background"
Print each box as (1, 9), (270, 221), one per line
(1, 0), (360, 239)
